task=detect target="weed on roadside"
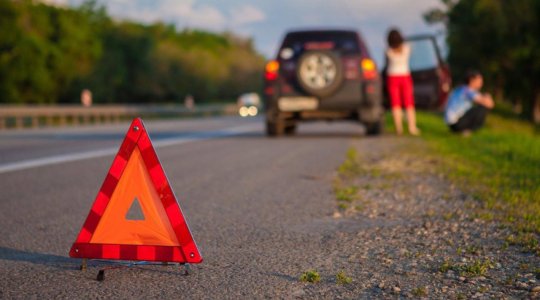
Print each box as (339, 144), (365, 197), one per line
(416, 111), (540, 236)
(473, 211), (494, 221)
(338, 203), (349, 210)
(503, 274), (518, 285)
(299, 270), (321, 283)
(337, 147), (362, 178)
(439, 259), (493, 277)
(478, 285), (489, 293)
(460, 259), (493, 277)
(439, 260), (453, 273)
(505, 233), (540, 254)
(411, 286), (427, 297)
(442, 212), (456, 221)
(464, 245), (483, 255)
(335, 185), (358, 202)
(333, 167), (362, 212)
(335, 270), (352, 285)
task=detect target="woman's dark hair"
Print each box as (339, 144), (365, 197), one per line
(387, 28), (404, 49)
(464, 69), (482, 84)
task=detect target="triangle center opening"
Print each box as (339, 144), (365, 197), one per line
(125, 197), (145, 221)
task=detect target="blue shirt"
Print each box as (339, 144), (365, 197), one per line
(444, 86), (480, 125)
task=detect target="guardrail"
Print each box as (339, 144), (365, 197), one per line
(0, 104), (239, 130)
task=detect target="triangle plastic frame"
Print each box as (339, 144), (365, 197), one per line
(69, 118), (202, 263)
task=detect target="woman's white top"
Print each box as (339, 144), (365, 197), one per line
(386, 43), (411, 76)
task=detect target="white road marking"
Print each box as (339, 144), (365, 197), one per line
(0, 123), (259, 174)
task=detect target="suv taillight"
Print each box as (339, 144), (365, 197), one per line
(265, 60), (279, 81)
(361, 58), (377, 80)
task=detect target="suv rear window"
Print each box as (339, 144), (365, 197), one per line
(280, 31), (360, 57)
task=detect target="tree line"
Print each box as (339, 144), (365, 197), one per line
(0, 0), (265, 104)
(425, 0), (540, 123)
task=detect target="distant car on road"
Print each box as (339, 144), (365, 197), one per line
(237, 93), (261, 117)
(263, 29), (385, 136)
(383, 34), (451, 110)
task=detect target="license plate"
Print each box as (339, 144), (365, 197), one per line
(278, 97), (318, 111)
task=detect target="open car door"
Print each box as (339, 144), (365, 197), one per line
(407, 35), (451, 110)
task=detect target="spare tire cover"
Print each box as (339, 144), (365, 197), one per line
(296, 51), (344, 97)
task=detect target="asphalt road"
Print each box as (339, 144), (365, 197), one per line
(0, 116), (367, 298)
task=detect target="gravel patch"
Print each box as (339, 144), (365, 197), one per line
(292, 136), (539, 299)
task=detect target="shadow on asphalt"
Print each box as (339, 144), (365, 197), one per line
(264, 272), (299, 282)
(0, 246), (79, 270)
(0, 247), (195, 276)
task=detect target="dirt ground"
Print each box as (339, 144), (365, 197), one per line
(297, 136), (540, 299)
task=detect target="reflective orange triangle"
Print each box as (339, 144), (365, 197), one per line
(90, 147), (180, 246)
(70, 118), (202, 263)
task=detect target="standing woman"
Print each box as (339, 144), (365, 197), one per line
(385, 28), (420, 135)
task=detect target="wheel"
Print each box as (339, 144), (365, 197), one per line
(364, 120), (384, 136)
(284, 124), (297, 135)
(296, 51), (343, 97)
(266, 119), (285, 137)
(265, 106), (285, 137)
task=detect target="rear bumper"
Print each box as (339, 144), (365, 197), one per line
(265, 79), (382, 111)
(264, 78), (384, 122)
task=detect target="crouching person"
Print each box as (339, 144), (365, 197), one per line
(444, 70), (494, 135)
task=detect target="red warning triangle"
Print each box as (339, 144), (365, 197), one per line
(69, 118), (202, 263)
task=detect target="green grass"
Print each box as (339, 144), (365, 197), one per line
(414, 109), (540, 237)
(334, 185), (359, 202)
(335, 270), (352, 285)
(460, 259), (493, 277)
(505, 233), (540, 254)
(337, 147), (362, 178)
(334, 148), (363, 212)
(411, 287), (428, 297)
(354, 205), (364, 212)
(299, 270), (321, 283)
(439, 259), (493, 277)
(337, 203), (349, 210)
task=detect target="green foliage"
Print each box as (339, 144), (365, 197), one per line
(439, 259), (493, 277)
(411, 287), (428, 297)
(439, 260), (452, 273)
(460, 259), (493, 277)
(425, 0), (540, 122)
(334, 185), (358, 202)
(335, 271), (352, 285)
(0, 0), (265, 104)
(416, 111), (540, 235)
(337, 147), (362, 178)
(337, 203), (348, 210)
(0, 0), (102, 103)
(299, 270), (320, 283)
(506, 233), (540, 254)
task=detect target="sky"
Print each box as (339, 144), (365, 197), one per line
(47, 0), (445, 66)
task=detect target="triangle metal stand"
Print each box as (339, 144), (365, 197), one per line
(79, 258), (192, 281)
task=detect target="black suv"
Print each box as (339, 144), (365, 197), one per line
(263, 29), (384, 136)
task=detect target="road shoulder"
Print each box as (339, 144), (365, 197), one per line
(297, 136), (539, 299)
